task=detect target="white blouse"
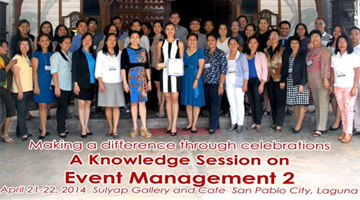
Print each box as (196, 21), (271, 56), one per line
(95, 50), (122, 83)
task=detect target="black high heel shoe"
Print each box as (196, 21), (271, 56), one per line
(292, 126), (302, 134)
(164, 129), (171, 134)
(171, 132), (177, 136)
(329, 121), (342, 131)
(182, 126), (192, 131)
(39, 128), (50, 136)
(191, 129), (197, 134)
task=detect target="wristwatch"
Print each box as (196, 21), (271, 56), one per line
(219, 84), (223, 88)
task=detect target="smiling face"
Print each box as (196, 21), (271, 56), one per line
(106, 34), (117, 49)
(248, 38), (259, 52)
(290, 40), (300, 52)
(153, 22), (162, 35)
(245, 25), (255, 38)
(259, 19), (269, 32)
(38, 35), (51, 50)
(0, 42), (8, 55)
(130, 32), (141, 46)
(218, 25), (228, 37)
(108, 25), (118, 35)
(189, 20), (201, 33)
(350, 29), (360, 45)
(269, 31), (280, 44)
(238, 17), (247, 29)
(81, 35), (93, 49)
(231, 21), (240, 33)
(332, 26), (343, 39)
(165, 24), (176, 37)
(19, 22), (30, 35)
(57, 26), (68, 37)
(337, 37), (348, 53)
(187, 35), (198, 48)
(206, 35), (217, 49)
(204, 21), (214, 33)
(131, 21), (141, 31)
(60, 38), (71, 52)
(41, 23), (52, 34)
(169, 14), (180, 26)
(77, 22), (87, 35)
(310, 33), (321, 47)
(296, 25), (306, 37)
(280, 23), (290, 37)
(228, 38), (239, 53)
(19, 40), (30, 55)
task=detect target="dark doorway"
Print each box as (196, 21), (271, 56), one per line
(171, 0), (232, 29)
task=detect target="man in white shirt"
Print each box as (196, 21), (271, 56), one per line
(315, 18), (332, 46)
(349, 26), (360, 135)
(169, 11), (188, 45)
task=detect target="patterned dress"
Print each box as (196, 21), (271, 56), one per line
(121, 46), (149, 103)
(160, 39), (182, 93)
(286, 57), (309, 105)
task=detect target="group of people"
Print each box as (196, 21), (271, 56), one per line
(1, 11), (360, 144)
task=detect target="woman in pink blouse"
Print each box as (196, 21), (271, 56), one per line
(306, 30), (332, 137)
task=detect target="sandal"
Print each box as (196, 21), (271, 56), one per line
(256, 125), (262, 132)
(312, 130), (325, 137)
(246, 124), (256, 130)
(21, 135), (29, 141)
(1, 134), (14, 143)
(269, 124), (276, 130)
(275, 126), (282, 133)
(130, 128), (138, 138)
(338, 132), (346, 141)
(341, 134), (352, 143)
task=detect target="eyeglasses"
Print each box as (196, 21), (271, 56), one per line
(315, 22), (324, 25)
(231, 25), (239, 27)
(190, 23), (200, 26)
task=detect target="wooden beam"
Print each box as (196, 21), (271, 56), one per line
(38, 0), (41, 31)
(59, 0), (62, 25)
(278, 0), (281, 22)
(298, 0), (301, 23)
(14, 0), (24, 33)
(315, 0), (322, 18)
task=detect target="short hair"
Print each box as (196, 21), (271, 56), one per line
(102, 33), (119, 57)
(258, 17), (269, 24)
(87, 18), (98, 25)
(153, 20), (164, 28)
(309, 29), (322, 38)
(111, 16), (122, 23)
(169, 10), (180, 18)
(142, 22), (152, 31)
(187, 32), (198, 40)
(228, 37), (239, 45)
(0, 39), (9, 47)
(164, 22), (176, 30)
(349, 26), (360, 33)
(245, 24), (257, 32)
(129, 30), (141, 39)
(15, 38), (32, 58)
(203, 19), (214, 25)
(316, 17), (325, 23)
(289, 35), (301, 46)
(189, 18), (201, 24)
(335, 35), (353, 54)
(103, 24), (119, 36)
(279, 20), (291, 28)
(206, 32), (217, 40)
(269, 29), (280, 37)
(76, 20), (87, 28)
(130, 19), (141, 28)
(294, 23), (309, 37)
(36, 33), (53, 52)
(237, 15), (248, 23)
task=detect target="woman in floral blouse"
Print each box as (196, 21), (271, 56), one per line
(307, 30), (332, 137)
(265, 29), (286, 133)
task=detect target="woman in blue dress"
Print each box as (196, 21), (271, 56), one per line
(121, 31), (152, 138)
(180, 33), (205, 133)
(32, 33), (54, 139)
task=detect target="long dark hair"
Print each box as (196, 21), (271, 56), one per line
(16, 19), (31, 36)
(79, 33), (95, 56)
(15, 38), (32, 58)
(55, 35), (71, 62)
(36, 34), (53, 52)
(53, 24), (69, 42)
(327, 25), (347, 47)
(39, 21), (54, 39)
(103, 24), (119, 36)
(335, 35), (353, 54)
(218, 23), (229, 38)
(245, 36), (259, 55)
(102, 33), (119, 57)
(294, 23), (309, 37)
